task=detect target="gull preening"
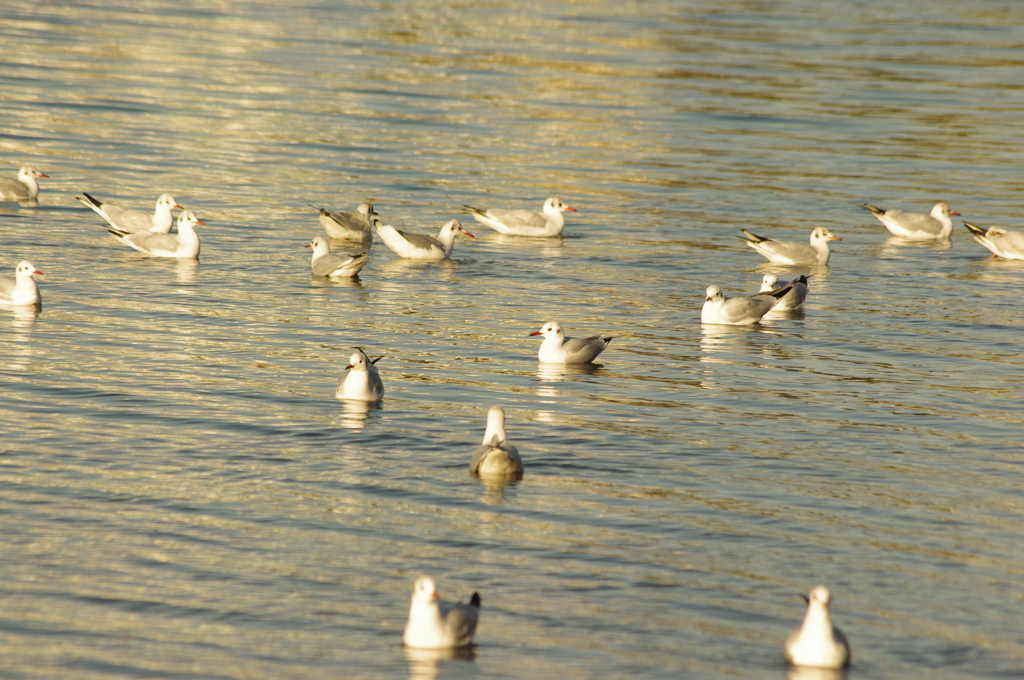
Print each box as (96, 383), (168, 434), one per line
(108, 210), (203, 259)
(335, 348), (384, 401)
(0, 261), (42, 306)
(739, 228), (840, 266)
(403, 575), (481, 650)
(0, 165), (49, 203)
(463, 197), (576, 237)
(862, 201), (959, 240)
(306, 236), (368, 278)
(759, 274), (810, 311)
(469, 406), (523, 480)
(963, 222), (1024, 260)
(702, 283), (794, 325)
(530, 322), (611, 364)
(375, 217), (474, 260)
(784, 585), (851, 669)
(78, 192), (181, 233)
(311, 202), (375, 241)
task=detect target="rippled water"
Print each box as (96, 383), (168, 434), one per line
(2, 1), (1024, 678)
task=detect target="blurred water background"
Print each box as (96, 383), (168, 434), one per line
(1, 1), (1023, 678)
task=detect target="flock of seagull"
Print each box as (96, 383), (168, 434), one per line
(5, 161), (1016, 671)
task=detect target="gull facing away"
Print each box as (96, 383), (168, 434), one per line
(759, 274), (810, 311)
(375, 217), (474, 260)
(306, 237), (368, 278)
(0, 166), (48, 202)
(463, 197), (576, 237)
(469, 406), (523, 480)
(963, 222), (1024, 260)
(108, 210), (203, 259)
(738, 227), (840, 266)
(404, 575), (481, 650)
(311, 202), (375, 241)
(530, 322), (611, 364)
(702, 283), (794, 325)
(784, 585), (851, 669)
(862, 201), (959, 240)
(0, 261), (42, 306)
(77, 192), (181, 233)
(335, 348), (384, 401)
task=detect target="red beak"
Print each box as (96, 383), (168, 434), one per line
(345, 364), (354, 370)
(831, 236), (841, 241)
(174, 204), (184, 209)
(464, 231), (475, 238)
(305, 243), (312, 248)
(33, 270), (43, 275)
(950, 211), (961, 216)
(39, 173), (50, 178)
(194, 219), (206, 225)
(565, 206), (577, 212)
(529, 331), (542, 336)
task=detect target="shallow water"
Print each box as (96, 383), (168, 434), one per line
(2, 1), (1024, 678)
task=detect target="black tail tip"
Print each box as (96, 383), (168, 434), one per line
(603, 337), (613, 344)
(470, 592), (481, 607)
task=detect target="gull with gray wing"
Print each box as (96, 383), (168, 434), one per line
(862, 201), (958, 240)
(0, 165), (48, 202)
(78, 192), (181, 233)
(306, 236), (368, 278)
(469, 406), (523, 480)
(464, 197), (576, 237)
(403, 575), (481, 650)
(530, 321), (611, 364)
(739, 227), (840, 266)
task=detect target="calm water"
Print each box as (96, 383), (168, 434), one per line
(1, 1), (1023, 678)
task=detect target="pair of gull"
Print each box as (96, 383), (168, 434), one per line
(405, 578), (849, 670)
(305, 197), (577, 277)
(863, 200), (1024, 258)
(702, 274), (810, 325)
(76, 192), (206, 259)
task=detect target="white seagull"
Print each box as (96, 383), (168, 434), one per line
(738, 227), (840, 266)
(306, 237), (368, 278)
(759, 274), (810, 311)
(311, 202), (375, 241)
(862, 201), (958, 240)
(335, 348), (384, 401)
(0, 166), (49, 202)
(403, 575), (481, 650)
(77, 192), (182, 233)
(0, 261), (43, 306)
(963, 222), (1024, 260)
(784, 585), (851, 669)
(375, 217), (474, 260)
(108, 209), (203, 259)
(463, 197), (576, 237)
(701, 283), (794, 325)
(530, 322), (611, 364)
(469, 406), (523, 479)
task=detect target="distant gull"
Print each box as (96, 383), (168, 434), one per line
(0, 166), (48, 203)
(335, 348), (384, 401)
(784, 585), (851, 669)
(469, 406), (523, 480)
(404, 575), (481, 649)
(311, 202), (375, 241)
(0, 261), (42, 306)
(306, 236), (368, 278)
(464, 197), (576, 237)
(78, 192), (181, 233)
(375, 217), (473, 260)
(862, 201), (958, 240)
(530, 321), (611, 364)
(738, 228), (840, 266)
(759, 274), (810, 311)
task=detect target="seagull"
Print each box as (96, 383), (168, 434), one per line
(0, 166), (49, 202)
(0, 261), (42, 306)
(738, 227), (840, 266)
(530, 322), (611, 364)
(375, 217), (474, 260)
(306, 237), (368, 278)
(963, 222), (1024, 260)
(862, 201), (959, 240)
(784, 585), (851, 669)
(403, 575), (481, 650)
(759, 274), (810, 311)
(77, 192), (182, 233)
(335, 348), (384, 401)
(310, 202), (375, 241)
(463, 197), (576, 237)
(108, 209), (203, 259)
(701, 283), (794, 325)
(469, 406), (523, 479)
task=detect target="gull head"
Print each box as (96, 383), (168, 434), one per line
(705, 285), (723, 302)
(157, 193), (182, 210)
(530, 321), (564, 339)
(346, 348), (371, 372)
(761, 274), (779, 291)
(412, 575), (440, 603)
(441, 219), (474, 239)
(19, 166), (48, 181)
(811, 227), (840, 243)
(544, 197), (577, 214)
(15, 261), (42, 279)
(932, 201), (959, 219)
